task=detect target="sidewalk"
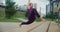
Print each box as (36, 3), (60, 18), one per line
(0, 22), (20, 32)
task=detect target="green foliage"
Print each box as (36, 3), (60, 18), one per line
(46, 14), (52, 18)
(5, 0), (18, 19)
(46, 13), (58, 19)
(0, 11), (5, 18)
(0, 18), (22, 22)
(35, 18), (41, 22)
(25, 11), (28, 18)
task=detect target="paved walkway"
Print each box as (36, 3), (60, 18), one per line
(0, 22), (20, 32)
(0, 18), (36, 32)
(0, 22), (42, 32)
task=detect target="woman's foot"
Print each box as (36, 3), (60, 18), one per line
(40, 17), (46, 22)
(19, 24), (22, 27)
(19, 22), (23, 27)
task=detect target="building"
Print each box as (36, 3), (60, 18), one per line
(33, 3), (37, 9)
(19, 5), (28, 12)
(49, 0), (60, 19)
(0, 0), (5, 11)
(0, 5), (5, 11)
(49, 0), (60, 12)
(46, 4), (51, 15)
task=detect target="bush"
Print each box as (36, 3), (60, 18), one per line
(5, 0), (18, 19)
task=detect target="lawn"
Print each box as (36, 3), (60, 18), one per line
(45, 18), (58, 22)
(0, 11), (5, 18)
(0, 11), (41, 22)
(35, 18), (41, 22)
(13, 12), (26, 18)
(0, 11), (24, 22)
(0, 17), (41, 23)
(0, 18), (22, 22)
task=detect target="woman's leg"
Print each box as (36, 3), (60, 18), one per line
(21, 18), (35, 25)
(19, 17), (36, 27)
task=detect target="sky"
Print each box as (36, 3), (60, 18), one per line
(0, 0), (5, 4)
(0, 0), (5, 5)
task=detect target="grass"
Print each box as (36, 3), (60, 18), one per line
(0, 11), (5, 18)
(0, 17), (41, 22)
(13, 12), (26, 18)
(0, 18), (22, 22)
(46, 18), (60, 25)
(45, 18), (57, 22)
(0, 11), (26, 22)
(0, 11), (41, 22)
(35, 18), (41, 22)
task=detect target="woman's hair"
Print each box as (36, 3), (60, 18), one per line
(28, 3), (33, 8)
(28, 3), (33, 6)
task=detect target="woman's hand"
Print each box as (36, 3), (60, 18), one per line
(40, 17), (46, 22)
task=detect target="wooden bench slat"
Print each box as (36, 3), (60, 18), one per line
(29, 22), (50, 32)
(48, 22), (60, 32)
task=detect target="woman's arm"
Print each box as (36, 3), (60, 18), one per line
(34, 8), (40, 18)
(34, 8), (45, 21)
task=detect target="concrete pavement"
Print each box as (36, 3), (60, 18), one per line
(0, 22), (20, 32)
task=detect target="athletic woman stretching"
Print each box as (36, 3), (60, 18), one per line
(19, 3), (45, 26)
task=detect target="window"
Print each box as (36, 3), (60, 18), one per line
(53, 2), (57, 8)
(58, 2), (60, 8)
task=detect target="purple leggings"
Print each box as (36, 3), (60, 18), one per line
(21, 17), (36, 25)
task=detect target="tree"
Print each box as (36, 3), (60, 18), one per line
(5, 0), (18, 19)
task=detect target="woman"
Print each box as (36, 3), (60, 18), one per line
(19, 3), (45, 26)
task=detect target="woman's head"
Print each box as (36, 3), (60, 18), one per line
(28, 3), (33, 9)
